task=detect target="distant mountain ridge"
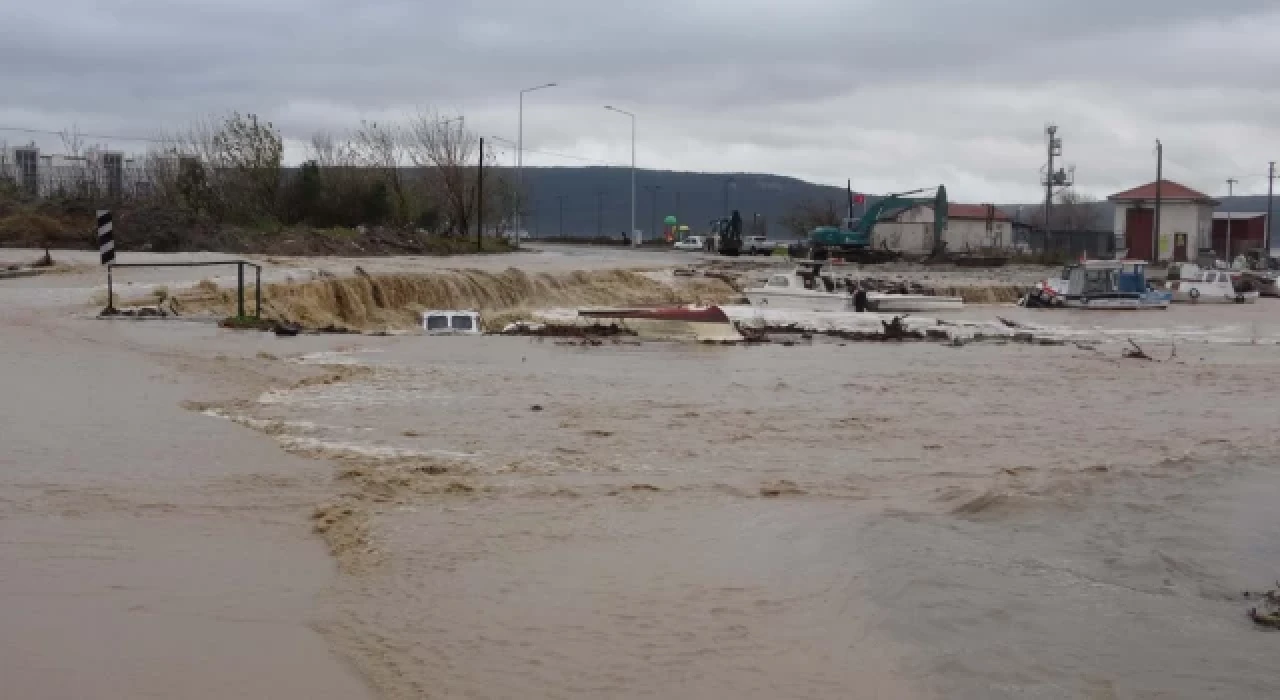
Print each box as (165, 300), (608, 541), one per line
(516, 166), (1277, 241)
(516, 167), (847, 238)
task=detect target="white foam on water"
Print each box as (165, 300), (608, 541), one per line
(257, 383), (469, 408)
(291, 348), (384, 365)
(275, 435), (477, 461)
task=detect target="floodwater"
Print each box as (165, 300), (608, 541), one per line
(6, 247), (1280, 699)
(214, 308), (1280, 699)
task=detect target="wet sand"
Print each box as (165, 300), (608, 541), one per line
(5, 247), (1280, 698)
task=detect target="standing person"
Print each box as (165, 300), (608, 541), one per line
(853, 284), (868, 313)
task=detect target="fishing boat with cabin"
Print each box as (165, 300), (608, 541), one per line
(1021, 259), (1172, 310)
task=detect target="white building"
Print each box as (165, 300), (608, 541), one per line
(1107, 180), (1216, 263)
(1, 145), (141, 198)
(873, 203), (1013, 254)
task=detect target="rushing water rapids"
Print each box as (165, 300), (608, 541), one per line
(5, 249), (1280, 699)
(204, 319), (1280, 699)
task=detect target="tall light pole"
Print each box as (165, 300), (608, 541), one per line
(517, 82), (557, 249)
(1267, 161), (1275, 258)
(1226, 178), (1237, 262)
(604, 105), (636, 246)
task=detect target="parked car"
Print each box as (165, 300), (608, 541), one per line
(744, 235), (781, 255)
(673, 236), (705, 251)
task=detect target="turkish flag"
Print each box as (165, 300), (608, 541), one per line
(854, 194), (866, 204)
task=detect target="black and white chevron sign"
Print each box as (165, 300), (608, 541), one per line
(96, 210), (115, 265)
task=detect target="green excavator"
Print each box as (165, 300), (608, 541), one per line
(810, 185), (947, 259)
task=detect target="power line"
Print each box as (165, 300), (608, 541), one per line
(488, 135), (623, 167)
(0, 125), (167, 144)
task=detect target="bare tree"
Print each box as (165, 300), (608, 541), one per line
(1029, 190), (1104, 232)
(780, 199), (840, 237)
(211, 112), (283, 217)
(59, 125), (85, 158)
(351, 120), (408, 223)
(404, 111), (492, 237)
(143, 113), (282, 222)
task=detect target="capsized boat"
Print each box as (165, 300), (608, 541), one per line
(1166, 264), (1260, 304)
(577, 305), (743, 342)
(1022, 260), (1171, 310)
(743, 262), (963, 312)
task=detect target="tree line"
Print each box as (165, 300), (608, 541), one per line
(2, 111), (516, 238)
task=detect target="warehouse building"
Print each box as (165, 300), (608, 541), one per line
(1108, 180), (1216, 263)
(872, 203), (1012, 254)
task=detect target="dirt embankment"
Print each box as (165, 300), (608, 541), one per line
(0, 204), (511, 257)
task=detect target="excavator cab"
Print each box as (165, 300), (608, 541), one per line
(715, 211), (744, 256)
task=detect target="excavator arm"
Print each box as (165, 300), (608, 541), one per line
(810, 185), (947, 252)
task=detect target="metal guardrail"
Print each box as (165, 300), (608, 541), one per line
(106, 260), (262, 319)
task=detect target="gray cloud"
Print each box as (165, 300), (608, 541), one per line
(2, 0), (1278, 201)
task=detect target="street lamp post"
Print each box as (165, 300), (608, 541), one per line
(517, 83), (557, 250)
(604, 105), (636, 246)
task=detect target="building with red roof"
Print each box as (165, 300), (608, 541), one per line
(1108, 180), (1217, 263)
(873, 202), (1012, 253)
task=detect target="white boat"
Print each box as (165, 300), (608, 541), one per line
(866, 292), (964, 313)
(1022, 260), (1171, 310)
(744, 262), (964, 312)
(1166, 264), (1260, 304)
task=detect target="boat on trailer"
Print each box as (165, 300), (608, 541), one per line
(1022, 260), (1171, 310)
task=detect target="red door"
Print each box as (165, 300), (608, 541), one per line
(1126, 208), (1154, 261)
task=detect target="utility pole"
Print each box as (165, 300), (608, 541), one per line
(557, 195), (565, 237)
(475, 137), (484, 251)
(595, 190), (604, 237)
(1267, 161), (1275, 258)
(1154, 140), (1163, 263)
(1040, 125), (1073, 249)
(1226, 178), (1237, 261)
(674, 191), (681, 227)
(1044, 125), (1057, 234)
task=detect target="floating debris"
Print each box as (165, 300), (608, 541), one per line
(1246, 585), (1280, 629)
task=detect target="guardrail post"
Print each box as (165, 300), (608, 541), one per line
(237, 262), (245, 318)
(106, 264), (115, 311)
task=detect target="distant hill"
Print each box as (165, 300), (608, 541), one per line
(516, 167), (1277, 243)
(517, 167), (846, 239)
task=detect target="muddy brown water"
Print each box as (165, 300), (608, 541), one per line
(215, 313), (1280, 699)
(6, 250), (1280, 698)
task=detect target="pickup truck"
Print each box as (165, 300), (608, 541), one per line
(673, 235), (705, 251)
(743, 235), (781, 256)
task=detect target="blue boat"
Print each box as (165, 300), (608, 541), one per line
(1023, 260), (1172, 310)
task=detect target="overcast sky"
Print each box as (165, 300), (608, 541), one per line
(3, 0), (1279, 202)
